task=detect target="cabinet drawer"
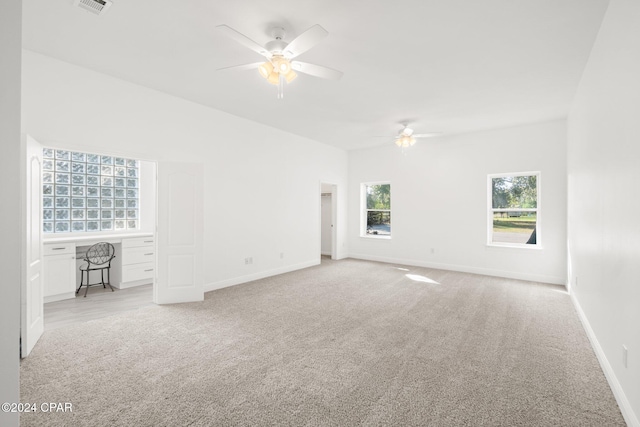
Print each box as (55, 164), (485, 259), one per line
(122, 262), (155, 283)
(122, 236), (155, 249)
(44, 243), (75, 256)
(123, 246), (155, 265)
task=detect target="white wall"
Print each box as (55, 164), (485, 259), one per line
(22, 50), (349, 292)
(567, 0), (640, 424)
(139, 161), (156, 234)
(0, 2), (22, 426)
(349, 120), (567, 284)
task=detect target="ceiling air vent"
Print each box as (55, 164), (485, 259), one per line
(74, 0), (113, 16)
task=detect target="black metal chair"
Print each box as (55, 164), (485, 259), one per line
(77, 242), (116, 297)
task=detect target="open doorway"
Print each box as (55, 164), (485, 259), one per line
(25, 139), (158, 335)
(320, 182), (337, 260)
(40, 156), (158, 332)
(23, 135), (205, 356)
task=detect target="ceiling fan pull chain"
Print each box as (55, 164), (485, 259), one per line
(278, 74), (284, 99)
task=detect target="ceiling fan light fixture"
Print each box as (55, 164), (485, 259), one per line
(271, 56), (292, 74)
(396, 135), (416, 148)
(258, 61), (273, 78)
(279, 60), (292, 74)
(267, 71), (280, 85)
(284, 70), (297, 83)
(217, 23), (342, 98)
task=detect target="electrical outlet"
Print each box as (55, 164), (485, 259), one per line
(430, 248), (435, 255)
(623, 345), (628, 368)
(280, 252), (284, 259)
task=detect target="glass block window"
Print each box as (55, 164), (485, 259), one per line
(43, 148), (140, 233)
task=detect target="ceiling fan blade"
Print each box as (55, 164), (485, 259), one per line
(291, 61), (343, 80)
(283, 25), (328, 58)
(413, 133), (441, 138)
(216, 25), (270, 58)
(217, 62), (263, 72)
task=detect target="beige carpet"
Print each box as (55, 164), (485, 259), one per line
(20, 258), (625, 426)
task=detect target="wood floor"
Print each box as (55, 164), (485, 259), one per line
(44, 284), (154, 331)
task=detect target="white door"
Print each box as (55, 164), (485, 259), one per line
(21, 135), (44, 357)
(154, 162), (204, 304)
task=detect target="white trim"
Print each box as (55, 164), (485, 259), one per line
(348, 252), (565, 285)
(487, 170), (541, 179)
(331, 186), (337, 260)
(360, 235), (391, 240)
(115, 279), (151, 290)
(486, 243), (543, 250)
(44, 292), (75, 304)
(319, 181), (339, 260)
(570, 292), (640, 427)
(203, 259), (319, 293)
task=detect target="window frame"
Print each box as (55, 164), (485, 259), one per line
(361, 181), (392, 239)
(487, 171), (541, 249)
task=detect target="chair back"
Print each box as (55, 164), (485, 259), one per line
(84, 242), (116, 266)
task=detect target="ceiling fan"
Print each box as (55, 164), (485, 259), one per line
(392, 125), (440, 148)
(216, 24), (343, 99)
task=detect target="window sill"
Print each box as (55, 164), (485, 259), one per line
(361, 235), (391, 240)
(486, 243), (543, 250)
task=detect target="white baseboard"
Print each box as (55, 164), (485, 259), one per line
(44, 292), (75, 304)
(204, 259), (320, 293)
(570, 292), (639, 427)
(115, 279), (152, 290)
(347, 253), (565, 285)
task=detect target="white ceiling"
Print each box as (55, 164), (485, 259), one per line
(22, 0), (609, 150)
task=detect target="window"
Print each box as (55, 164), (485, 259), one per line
(43, 148), (140, 233)
(362, 182), (391, 237)
(488, 172), (539, 247)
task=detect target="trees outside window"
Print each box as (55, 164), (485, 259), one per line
(489, 172), (539, 246)
(363, 183), (391, 237)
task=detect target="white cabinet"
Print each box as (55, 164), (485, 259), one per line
(43, 242), (76, 303)
(119, 236), (155, 288)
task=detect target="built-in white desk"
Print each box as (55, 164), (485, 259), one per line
(43, 233), (155, 303)
(44, 232), (154, 246)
